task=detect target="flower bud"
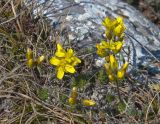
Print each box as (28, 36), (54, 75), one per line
(68, 97), (76, 105)
(82, 99), (96, 106)
(36, 55), (45, 65)
(26, 48), (33, 60)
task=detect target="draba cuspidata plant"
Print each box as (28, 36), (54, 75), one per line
(26, 48), (45, 68)
(96, 16), (129, 82)
(25, 17), (129, 107)
(68, 87), (96, 106)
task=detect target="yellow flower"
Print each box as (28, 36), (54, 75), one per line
(50, 43), (81, 79)
(102, 17), (112, 29)
(114, 41), (123, 53)
(114, 17), (125, 36)
(100, 40), (123, 54)
(117, 62), (129, 79)
(82, 99), (96, 106)
(96, 43), (107, 57)
(109, 41), (123, 54)
(102, 16), (125, 38)
(102, 17), (118, 30)
(114, 24), (126, 37)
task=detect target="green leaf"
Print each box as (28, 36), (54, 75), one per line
(106, 94), (115, 103)
(97, 69), (107, 84)
(37, 88), (49, 101)
(118, 101), (126, 113)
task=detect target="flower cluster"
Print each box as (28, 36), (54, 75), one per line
(68, 87), (96, 106)
(104, 55), (129, 81)
(26, 48), (45, 68)
(102, 17), (125, 39)
(96, 17), (129, 82)
(50, 43), (81, 79)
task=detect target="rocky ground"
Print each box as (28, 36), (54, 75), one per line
(0, 0), (160, 123)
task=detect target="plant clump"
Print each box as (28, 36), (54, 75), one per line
(96, 17), (129, 82)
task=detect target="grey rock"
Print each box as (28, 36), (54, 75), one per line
(32, 0), (160, 77)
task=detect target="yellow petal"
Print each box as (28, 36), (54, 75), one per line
(114, 24), (125, 36)
(75, 57), (81, 63)
(65, 65), (76, 73)
(57, 43), (64, 51)
(117, 62), (128, 80)
(116, 17), (123, 24)
(115, 41), (123, 53)
(27, 59), (34, 68)
(55, 51), (65, 57)
(110, 54), (118, 70)
(26, 48), (33, 60)
(65, 58), (72, 63)
(68, 97), (76, 105)
(56, 43), (66, 57)
(36, 55), (45, 65)
(71, 87), (78, 99)
(66, 49), (73, 58)
(72, 57), (81, 66)
(117, 70), (125, 79)
(121, 62), (129, 70)
(102, 17), (110, 26)
(96, 44), (100, 49)
(105, 30), (112, 39)
(50, 57), (60, 66)
(82, 99), (96, 106)
(101, 40), (109, 48)
(57, 67), (64, 79)
(102, 17), (112, 29)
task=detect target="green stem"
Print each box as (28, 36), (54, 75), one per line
(115, 79), (122, 102)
